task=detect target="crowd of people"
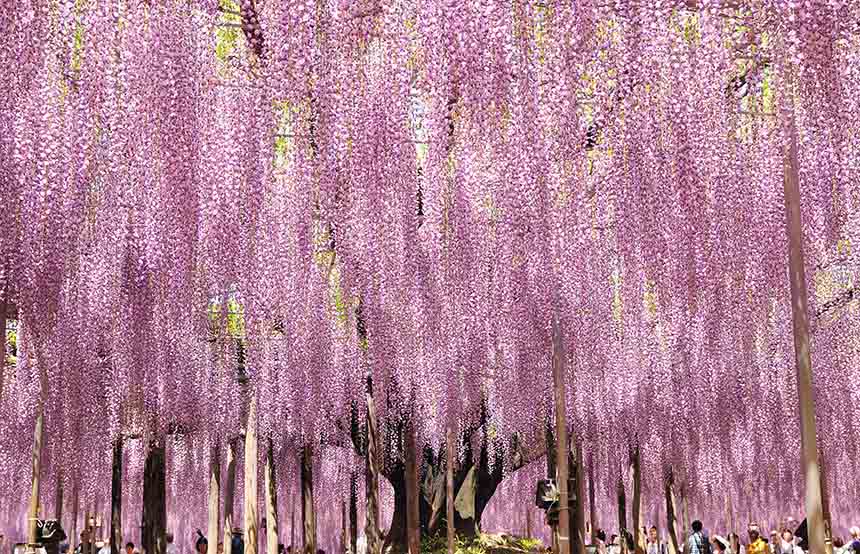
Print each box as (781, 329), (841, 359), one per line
(592, 522), (860, 554)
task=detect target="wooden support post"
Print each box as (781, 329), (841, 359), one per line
(55, 474), (64, 530)
(70, 480), (79, 551)
(0, 294), (6, 404)
(349, 473), (358, 554)
(405, 420), (421, 554)
(664, 472), (679, 554)
(142, 443), (166, 554)
(551, 317), (571, 554)
(265, 442), (278, 554)
(341, 501), (348, 554)
(245, 397), (259, 554)
(819, 453), (833, 554)
(224, 442), (237, 554)
(446, 423), (456, 554)
(588, 460), (597, 544)
(631, 448), (643, 551)
(365, 377), (381, 554)
(526, 507), (532, 539)
(291, 491), (296, 551)
(209, 443), (221, 554)
(568, 447), (586, 554)
(782, 106), (826, 554)
(27, 407), (45, 553)
(617, 477), (627, 554)
(679, 485), (689, 540)
(575, 442), (586, 554)
(300, 447), (316, 554)
(110, 439), (123, 554)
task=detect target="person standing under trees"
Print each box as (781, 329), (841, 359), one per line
(195, 531), (207, 554)
(746, 525), (768, 554)
(687, 521), (709, 554)
(647, 526), (667, 554)
(778, 529), (803, 554)
(166, 534), (178, 554)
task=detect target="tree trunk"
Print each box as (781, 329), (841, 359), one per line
(55, 473), (64, 528)
(405, 422), (421, 554)
(782, 108), (825, 554)
(570, 443), (586, 554)
(111, 439), (123, 554)
(301, 447), (316, 554)
(142, 444), (166, 554)
(446, 425), (455, 554)
(631, 448), (642, 551)
(341, 501), (348, 554)
(265, 442), (278, 554)
(245, 397), (259, 554)
(209, 443), (221, 554)
(224, 441), (237, 554)
(664, 471), (679, 554)
(27, 406), (45, 552)
(552, 317), (571, 554)
(679, 485), (689, 540)
(617, 477), (627, 554)
(349, 473), (358, 554)
(365, 379), (382, 554)
(588, 460), (597, 543)
(70, 480), (79, 551)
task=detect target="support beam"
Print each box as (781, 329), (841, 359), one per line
(265, 442), (279, 554)
(405, 420), (421, 554)
(55, 473), (64, 529)
(364, 378), (381, 554)
(782, 101), (826, 554)
(224, 442), (237, 554)
(617, 476), (628, 554)
(70, 480), (80, 552)
(142, 444), (166, 554)
(631, 448), (643, 551)
(300, 447), (316, 554)
(446, 424), (455, 554)
(551, 317), (571, 554)
(588, 460), (597, 544)
(572, 442), (586, 554)
(27, 407), (45, 553)
(110, 439), (123, 554)
(664, 471), (679, 554)
(245, 398), (259, 554)
(349, 473), (358, 554)
(209, 443), (221, 554)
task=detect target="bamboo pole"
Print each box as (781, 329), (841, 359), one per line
(245, 398), (259, 554)
(209, 443), (221, 554)
(551, 317), (571, 554)
(110, 439), (123, 554)
(782, 102), (825, 554)
(265, 442), (278, 554)
(446, 423), (456, 554)
(617, 478), (628, 554)
(70, 480), (79, 551)
(819, 453), (833, 554)
(405, 420), (421, 554)
(27, 406), (45, 553)
(224, 442), (237, 554)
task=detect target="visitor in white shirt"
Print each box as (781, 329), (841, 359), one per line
(166, 534), (178, 554)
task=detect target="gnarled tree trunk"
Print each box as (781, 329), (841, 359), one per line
(142, 443), (166, 554)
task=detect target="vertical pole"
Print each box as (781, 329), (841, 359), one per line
(664, 470), (679, 554)
(782, 103), (825, 554)
(110, 439), (123, 554)
(55, 473), (64, 530)
(631, 448), (643, 551)
(446, 424), (456, 554)
(70, 479), (79, 551)
(341, 501), (348, 554)
(245, 398), (259, 554)
(27, 407), (45, 553)
(224, 442), (237, 554)
(290, 490), (296, 551)
(142, 444), (166, 554)
(349, 473), (358, 554)
(300, 447), (316, 554)
(551, 317), (571, 554)
(364, 377), (381, 554)
(588, 459), (597, 544)
(0, 294), (6, 404)
(819, 453), (833, 554)
(265, 442), (278, 554)
(617, 478), (627, 554)
(405, 419), (421, 554)
(526, 507), (532, 540)
(209, 443), (221, 554)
